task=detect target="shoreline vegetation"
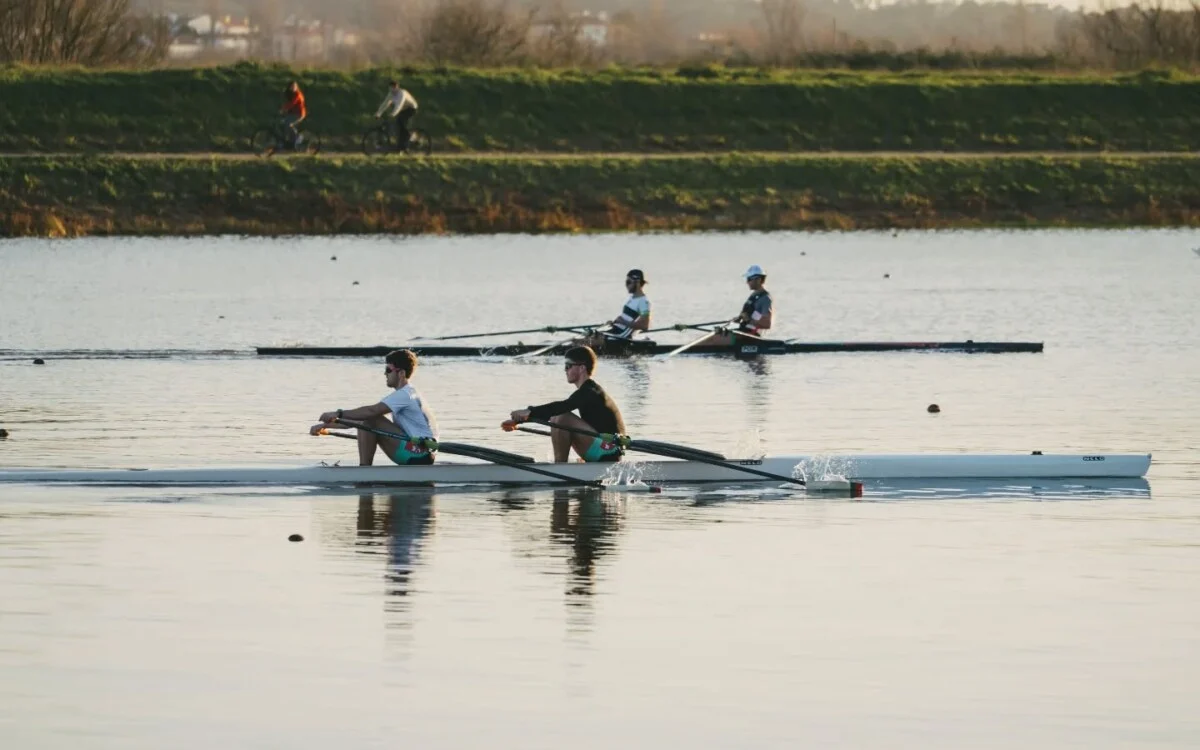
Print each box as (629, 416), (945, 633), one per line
(1, 65), (1198, 154)
(4, 154), (1198, 237)
(1, 65), (1197, 236)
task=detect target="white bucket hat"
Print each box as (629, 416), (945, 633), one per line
(743, 264), (766, 279)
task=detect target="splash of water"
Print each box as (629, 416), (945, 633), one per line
(792, 455), (856, 483)
(600, 460), (649, 487)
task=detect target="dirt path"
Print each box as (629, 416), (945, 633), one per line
(1, 150), (1196, 160)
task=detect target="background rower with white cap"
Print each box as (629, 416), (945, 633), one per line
(693, 264), (774, 347)
(736, 265), (773, 337)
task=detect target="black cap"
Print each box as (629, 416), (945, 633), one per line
(626, 269), (647, 283)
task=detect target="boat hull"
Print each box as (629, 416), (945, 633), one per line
(0, 453), (1151, 487)
(255, 340), (1044, 358)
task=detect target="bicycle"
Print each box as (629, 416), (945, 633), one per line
(250, 119), (322, 157)
(362, 120), (433, 156)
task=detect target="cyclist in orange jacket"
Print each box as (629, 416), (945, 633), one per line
(280, 81), (307, 148)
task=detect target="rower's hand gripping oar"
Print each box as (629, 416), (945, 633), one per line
(504, 418), (807, 487)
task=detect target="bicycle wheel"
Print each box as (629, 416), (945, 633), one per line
(362, 127), (390, 156)
(299, 131), (321, 156)
(250, 128), (279, 157)
(409, 129), (433, 156)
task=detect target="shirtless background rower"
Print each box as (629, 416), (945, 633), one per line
(508, 345), (625, 463)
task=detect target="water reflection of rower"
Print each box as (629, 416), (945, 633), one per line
(549, 489), (624, 602)
(355, 489), (437, 600)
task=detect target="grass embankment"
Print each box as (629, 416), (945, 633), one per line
(3, 153), (1198, 236)
(0, 65), (1197, 153)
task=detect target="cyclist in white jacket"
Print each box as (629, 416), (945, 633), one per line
(375, 80), (419, 151)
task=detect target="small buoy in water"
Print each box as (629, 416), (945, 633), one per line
(32, 358), (45, 365)
(0, 428), (9, 439)
(331, 255), (338, 261)
(800, 251), (807, 256)
(288, 533), (304, 542)
(352, 281), (360, 286)
(218, 315), (225, 319)
(883, 273), (890, 279)
(927, 404), (941, 413)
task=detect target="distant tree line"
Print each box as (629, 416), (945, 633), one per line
(2, 0), (1199, 69)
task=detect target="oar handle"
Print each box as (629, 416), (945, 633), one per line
(333, 418), (438, 449)
(509, 418), (726, 463)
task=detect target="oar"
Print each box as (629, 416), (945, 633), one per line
(512, 424), (723, 463)
(653, 320), (734, 334)
(507, 334), (584, 361)
(334, 418), (537, 465)
(414, 323), (605, 341)
(331, 418), (604, 486)
(513, 422), (727, 463)
(507, 419), (808, 487)
(636, 320), (732, 335)
(655, 319), (738, 360)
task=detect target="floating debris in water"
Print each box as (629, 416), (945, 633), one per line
(928, 404), (941, 413)
(32, 358), (45, 365)
(288, 534), (304, 542)
(0, 428), (9, 438)
(331, 255), (338, 261)
(352, 281), (360, 285)
(884, 273), (890, 279)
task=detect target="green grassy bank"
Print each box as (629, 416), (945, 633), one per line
(3, 153), (1197, 236)
(1, 65), (1198, 153)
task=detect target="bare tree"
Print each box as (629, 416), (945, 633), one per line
(760, 0), (808, 64)
(529, 0), (598, 67)
(0, 0), (167, 65)
(1073, 0), (1200, 67)
(404, 0), (533, 65)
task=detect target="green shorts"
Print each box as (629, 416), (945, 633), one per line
(391, 439), (435, 466)
(582, 436), (623, 463)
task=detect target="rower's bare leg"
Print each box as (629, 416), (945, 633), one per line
(355, 414), (402, 466)
(548, 413), (600, 463)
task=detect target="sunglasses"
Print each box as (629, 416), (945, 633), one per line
(563, 362), (583, 370)
(385, 366), (399, 374)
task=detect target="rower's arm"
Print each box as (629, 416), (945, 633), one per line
(753, 311), (772, 330)
(322, 402), (389, 423)
(629, 314), (650, 331)
(526, 389), (584, 421)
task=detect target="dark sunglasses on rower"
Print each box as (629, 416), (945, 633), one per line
(564, 362), (581, 370)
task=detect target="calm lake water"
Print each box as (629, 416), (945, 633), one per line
(2, 230), (1199, 749)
